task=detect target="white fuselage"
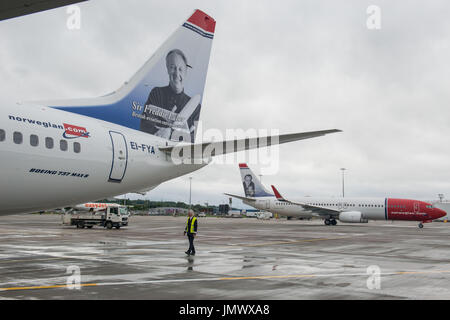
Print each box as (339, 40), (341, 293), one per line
(0, 104), (205, 214)
(244, 196), (387, 220)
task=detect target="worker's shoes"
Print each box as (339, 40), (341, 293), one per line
(190, 252), (196, 256)
(185, 251), (191, 255)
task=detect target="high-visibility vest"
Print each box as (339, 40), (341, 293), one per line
(186, 217), (197, 234)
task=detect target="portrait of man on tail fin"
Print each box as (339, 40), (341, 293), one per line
(140, 49), (201, 143)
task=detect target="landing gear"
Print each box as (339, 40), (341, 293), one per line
(418, 223), (424, 229)
(324, 219), (337, 226)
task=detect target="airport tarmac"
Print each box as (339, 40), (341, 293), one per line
(0, 214), (450, 300)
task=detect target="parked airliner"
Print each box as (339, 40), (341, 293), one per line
(0, 10), (340, 215)
(225, 164), (446, 228)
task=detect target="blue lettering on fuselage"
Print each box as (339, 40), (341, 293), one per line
(130, 141), (155, 154)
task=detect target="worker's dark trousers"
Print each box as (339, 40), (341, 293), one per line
(187, 234), (195, 253)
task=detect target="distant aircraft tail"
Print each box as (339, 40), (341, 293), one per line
(239, 163), (273, 197)
(47, 9), (215, 143)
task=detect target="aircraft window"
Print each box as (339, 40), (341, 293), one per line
(13, 132), (23, 144)
(30, 134), (39, 147)
(0, 129), (4, 142)
(60, 140), (68, 151)
(46, 137), (54, 149)
(73, 142), (81, 154)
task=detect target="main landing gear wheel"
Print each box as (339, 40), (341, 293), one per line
(418, 223), (424, 229)
(324, 219), (330, 226)
(331, 219), (337, 226)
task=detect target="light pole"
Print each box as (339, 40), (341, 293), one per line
(340, 168), (346, 198)
(189, 177), (192, 210)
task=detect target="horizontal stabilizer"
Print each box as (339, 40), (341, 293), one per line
(159, 129), (341, 162)
(224, 193), (256, 202)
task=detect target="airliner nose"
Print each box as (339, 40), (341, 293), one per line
(433, 208), (447, 220)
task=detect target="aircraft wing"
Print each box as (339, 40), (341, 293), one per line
(159, 129), (341, 162)
(224, 193), (257, 202)
(271, 185), (340, 217)
(0, 0), (87, 21)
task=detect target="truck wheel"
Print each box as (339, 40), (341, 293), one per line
(87, 225), (93, 229)
(77, 221), (85, 229)
(106, 221), (113, 229)
(115, 225), (121, 229)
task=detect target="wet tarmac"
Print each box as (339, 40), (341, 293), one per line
(0, 214), (450, 299)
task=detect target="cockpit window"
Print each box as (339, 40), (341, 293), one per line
(0, 129), (5, 142)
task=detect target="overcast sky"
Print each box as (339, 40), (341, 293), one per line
(1, 0), (449, 207)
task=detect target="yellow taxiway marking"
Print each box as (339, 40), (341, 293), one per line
(2, 270), (450, 292)
(219, 275), (316, 280)
(220, 270), (450, 281)
(234, 236), (351, 247)
(0, 257), (68, 264)
(0, 283), (98, 291)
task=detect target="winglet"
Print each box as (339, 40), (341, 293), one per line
(271, 185), (286, 201)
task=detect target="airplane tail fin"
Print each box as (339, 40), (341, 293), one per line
(48, 9), (215, 143)
(239, 163), (273, 197)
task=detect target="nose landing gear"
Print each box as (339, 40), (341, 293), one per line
(418, 222), (424, 229)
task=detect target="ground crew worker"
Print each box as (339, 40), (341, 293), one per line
(184, 210), (197, 255)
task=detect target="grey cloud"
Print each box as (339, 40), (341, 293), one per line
(0, 0), (449, 207)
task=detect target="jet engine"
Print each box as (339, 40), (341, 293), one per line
(338, 211), (368, 223)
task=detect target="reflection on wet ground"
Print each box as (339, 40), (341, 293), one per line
(0, 215), (450, 299)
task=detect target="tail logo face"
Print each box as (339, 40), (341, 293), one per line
(54, 10), (215, 144)
(243, 174), (256, 197)
(239, 164), (273, 198)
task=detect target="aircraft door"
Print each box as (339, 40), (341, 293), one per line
(108, 131), (128, 183)
(413, 202), (420, 214)
(266, 200), (270, 210)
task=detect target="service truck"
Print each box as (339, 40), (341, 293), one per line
(62, 203), (129, 229)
